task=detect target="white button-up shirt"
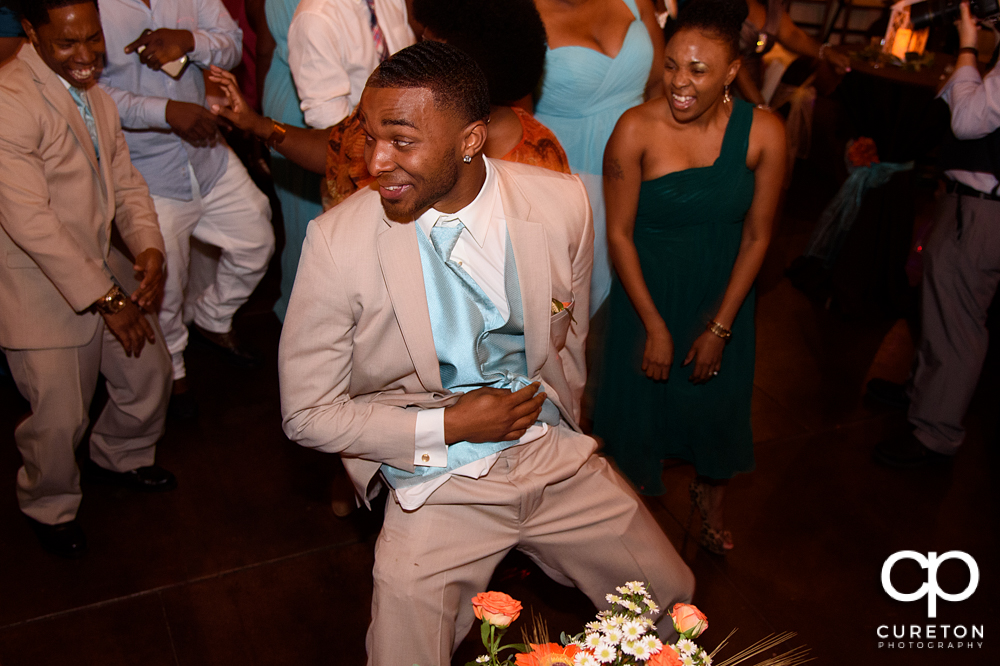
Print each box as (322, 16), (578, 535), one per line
(288, 0), (414, 128)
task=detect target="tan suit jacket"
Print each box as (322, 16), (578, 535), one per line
(0, 46), (164, 350)
(279, 159), (594, 503)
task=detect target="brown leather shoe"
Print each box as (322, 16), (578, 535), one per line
(188, 323), (260, 368)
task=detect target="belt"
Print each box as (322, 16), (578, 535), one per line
(946, 180), (1000, 202)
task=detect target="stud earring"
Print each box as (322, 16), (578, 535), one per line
(463, 155), (472, 164)
(723, 85), (732, 104)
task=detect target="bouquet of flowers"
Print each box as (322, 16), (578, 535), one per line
(467, 583), (810, 666)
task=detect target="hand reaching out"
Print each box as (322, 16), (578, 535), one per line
(208, 65), (272, 138)
(824, 47), (852, 75)
(131, 248), (165, 312)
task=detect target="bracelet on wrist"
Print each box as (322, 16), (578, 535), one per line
(95, 285), (128, 316)
(958, 46), (979, 57)
(265, 120), (287, 149)
(707, 320), (732, 342)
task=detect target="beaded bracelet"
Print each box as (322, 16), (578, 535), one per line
(707, 320), (732, 342)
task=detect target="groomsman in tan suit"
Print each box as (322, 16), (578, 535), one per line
(279, 42), (694, 666)
(0, 0), (176, 559)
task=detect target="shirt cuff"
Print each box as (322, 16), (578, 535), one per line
(143, 96), (171, 130)
(414, 408), (448, 467)
(189, 31), (212, 67)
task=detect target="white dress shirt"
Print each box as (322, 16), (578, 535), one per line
(939, 63), (1000, 193)
(396, 160), (548, 510)
(288, 0), (414, 129)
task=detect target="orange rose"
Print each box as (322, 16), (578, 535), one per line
(471, 591), (522, 628)
(647, 645), (683, 666)
(514, 643), (580, 666)
(669, 603), (708, 638)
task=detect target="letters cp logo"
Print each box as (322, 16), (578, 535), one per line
(882, 551), (979, 618)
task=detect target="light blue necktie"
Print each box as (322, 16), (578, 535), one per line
(67, 86), (100, 159)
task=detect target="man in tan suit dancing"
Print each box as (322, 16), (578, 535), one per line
(278, 41), (694, 666)
(0, 0), (176, 559)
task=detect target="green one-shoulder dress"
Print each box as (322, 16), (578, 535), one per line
(593, 98), (756, 495)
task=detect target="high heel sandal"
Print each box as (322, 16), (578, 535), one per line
(689, 479), (734, 555)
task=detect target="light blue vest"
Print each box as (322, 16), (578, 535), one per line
(380, 224), (557, 489)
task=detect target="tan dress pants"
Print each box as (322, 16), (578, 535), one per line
(366, 426), (695, 666)
(4, 314), (171, 525)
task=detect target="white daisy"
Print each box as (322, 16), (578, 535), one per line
(621, 620), (645, 639)
(642, 636), (663, 653)
(584, 633), (604, 649)
(593, 642), (618, 664)
(620, 639), (638, 656)
(574, 653), (600, 666)
(627, 582), (647, 595)
(615, 585), (629, 595)
(676, 639), (696, 654)
(606, 594), (621, 605)
(645, 599), (659, 614)
(698, 648), (712, 666)
(603, 628), (623, 645)
(586, 621), (602, 633)
(602, 615), (623, 630)
(631, 642), (652, 661)
(475, 656), (489, 664)
(681, 654), (696, 666)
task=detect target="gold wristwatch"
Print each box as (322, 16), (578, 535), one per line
(95, 285), (128, 315)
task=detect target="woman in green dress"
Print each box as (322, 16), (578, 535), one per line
(593, 0), (785, 554)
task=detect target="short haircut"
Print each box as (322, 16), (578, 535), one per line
(666, 0), (748, 59)
(412, 0), (547, 106)
(367, 41), (491, 125)
(17, 0), (99, 28)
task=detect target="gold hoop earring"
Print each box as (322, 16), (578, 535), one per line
(724, 85), (732, 104)
(463, 155), (472, 164)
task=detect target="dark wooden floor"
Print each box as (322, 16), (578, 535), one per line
(0, 163), (996, 666)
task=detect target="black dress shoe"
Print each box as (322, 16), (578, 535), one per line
(84, 460), (178, 492)
(874, 432), (953, 468)
(188, 323), (260, 368)
(865, 378), (910, 409)
(26, 516), (87, 559)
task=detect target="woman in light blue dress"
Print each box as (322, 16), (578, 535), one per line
(534, 0), (664, 315)
(262, 0), (324, 321)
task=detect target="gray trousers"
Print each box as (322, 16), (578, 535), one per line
(909, 191), (1000, 454)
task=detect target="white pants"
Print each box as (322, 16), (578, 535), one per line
(151, 149), (274, 380)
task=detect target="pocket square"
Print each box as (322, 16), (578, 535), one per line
(551, 298), (576, 323)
